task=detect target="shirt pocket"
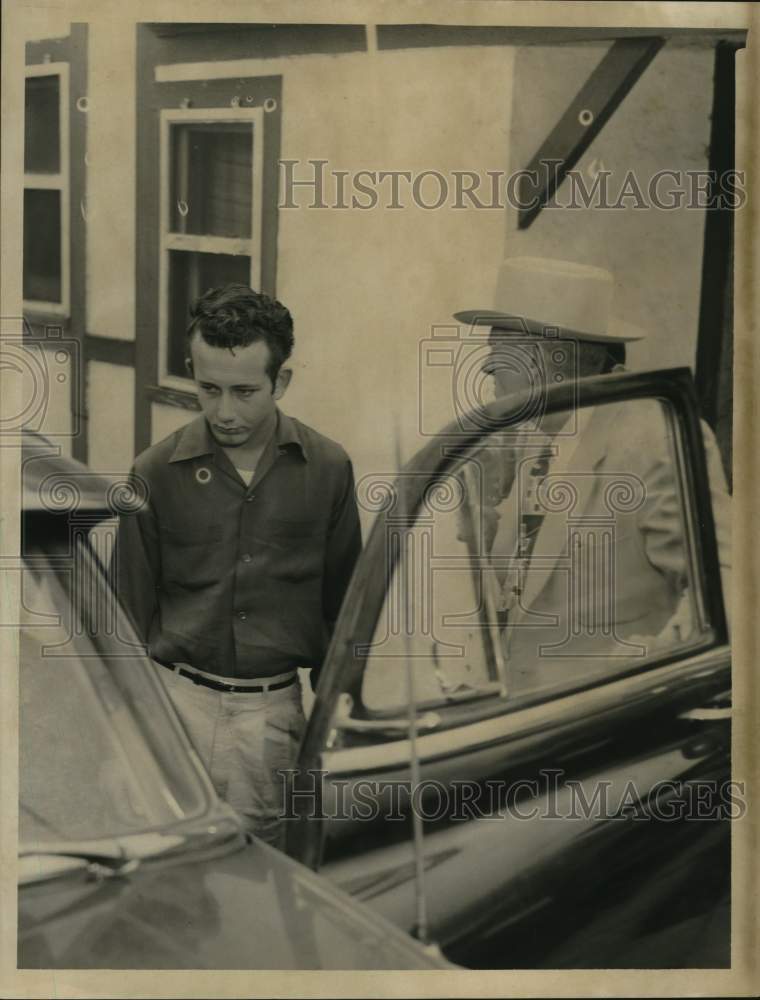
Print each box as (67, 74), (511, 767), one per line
(268, 516), (321, 540)
(160, 523), (224, 590)
(263, 518), (325, 582)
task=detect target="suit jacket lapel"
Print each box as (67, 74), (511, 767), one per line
(512, 407), (610, 622)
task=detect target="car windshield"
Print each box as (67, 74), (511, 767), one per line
(18, 534), (210, 845)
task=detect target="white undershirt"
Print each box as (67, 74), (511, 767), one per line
(234, 466), (255, 486)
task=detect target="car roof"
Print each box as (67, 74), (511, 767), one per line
(22, 431), (118, 520)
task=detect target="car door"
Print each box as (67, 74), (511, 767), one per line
(287, 367), (732, 968)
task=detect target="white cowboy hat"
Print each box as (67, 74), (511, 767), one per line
(454, 256), (644, 343)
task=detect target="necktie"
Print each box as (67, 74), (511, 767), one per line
(519, 449), (553, 561)
(493, 445), (553, 629)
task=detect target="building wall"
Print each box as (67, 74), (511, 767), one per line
(151, 400), (198, 443)
(20, 24), (723, 520)
(272, 43), (515, 497)
(84, 36), (515, 520)
(13, 342), (74, 455)
(86, 361), (135, 471)
(87, 22), (137, 344)
(507, 41), (715, 373)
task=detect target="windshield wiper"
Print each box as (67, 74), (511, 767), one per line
(19, 827), (197, 885)
(20, 841), (141, 883)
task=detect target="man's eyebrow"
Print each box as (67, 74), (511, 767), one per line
(197, 380), (262, 389)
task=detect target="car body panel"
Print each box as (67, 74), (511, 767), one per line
(318, 725), (730, 967)
(19, 833), (450, 969)
(21, 432), (119, 517)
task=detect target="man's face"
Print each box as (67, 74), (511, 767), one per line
(480, 329), (572, 401)
(189, 334), (289, 448)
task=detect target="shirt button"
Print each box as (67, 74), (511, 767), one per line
(241, 553), (252, 563)
(237, 610), (247, 621)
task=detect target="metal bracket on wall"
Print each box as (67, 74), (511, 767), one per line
(517, 37), (665, 229)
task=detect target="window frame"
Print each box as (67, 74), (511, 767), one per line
(23, 62), (70, 317)
(134, 33), (282, 449)
(157, 106), (265, 392)
(355, 397), (721, 723)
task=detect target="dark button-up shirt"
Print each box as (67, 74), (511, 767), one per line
(112, 410), (362, 680)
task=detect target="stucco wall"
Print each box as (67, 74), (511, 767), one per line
(86, 361), (135, 472)
(87, 22), (137, 343)
(506, 41), (715, 373)
(20, 24), (722, 511)
(140, 41), (515, 514)
(274, 44), (514, 489)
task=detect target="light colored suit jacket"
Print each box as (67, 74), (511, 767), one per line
(488, 399), (731, 694)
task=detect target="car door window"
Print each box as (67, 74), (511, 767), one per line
(361, 467), (504, 713)
(358, 395), (730, 713)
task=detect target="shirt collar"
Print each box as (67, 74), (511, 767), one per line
(274, 410), (308, 460)
(168, 409), (308, 464)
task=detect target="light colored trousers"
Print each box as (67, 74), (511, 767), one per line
(159, 666), (306, 848)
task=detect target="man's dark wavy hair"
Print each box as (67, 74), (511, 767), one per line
(186, 284), (294, 384)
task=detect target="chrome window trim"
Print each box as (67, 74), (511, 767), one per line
(322, 644), (729, 775)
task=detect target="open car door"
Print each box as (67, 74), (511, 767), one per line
(288, 368), (732, 969)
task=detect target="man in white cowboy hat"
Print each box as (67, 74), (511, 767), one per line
(454, 256), (731, 695)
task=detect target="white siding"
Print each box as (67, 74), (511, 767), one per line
(87, 360), (134, 473)
(151, 401), (196, 444)
(86, 21), (137, 341)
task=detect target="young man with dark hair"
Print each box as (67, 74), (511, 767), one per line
(113, 284), (362, 847)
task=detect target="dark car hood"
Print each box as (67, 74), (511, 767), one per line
(19, 834), (450, 969)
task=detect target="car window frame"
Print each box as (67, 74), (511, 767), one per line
(334, 368), (727, 696)
(298, 368), (728, 754)
(18, 523), (229, 843)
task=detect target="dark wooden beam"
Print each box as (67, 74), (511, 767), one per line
(147, 23), (367, 60)
(84, 334), (135, 367)
(145, 384), (200, 412)
(695, 42), (738, 488)
(69, 24), (88, 465)
(25, 36), (71, 64)
(517, 37), (664, 229)
(376, 25), (745, 49)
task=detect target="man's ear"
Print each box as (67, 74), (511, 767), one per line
(273, 366), (292, 400)
(185, 356), (194, 378)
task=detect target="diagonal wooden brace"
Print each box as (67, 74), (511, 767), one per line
(518, 37), (665, 229)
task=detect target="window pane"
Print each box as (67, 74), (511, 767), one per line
(459, 398), (716, 698)
(361, 397), (729, 709)
(23, 189), (62, 303)
(18, 564), (188, 842)
(170, 122), (253, 237)
(25, 75), (60, 174)
(167, 249), (250, 377)
(361, 469), (499, 713)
